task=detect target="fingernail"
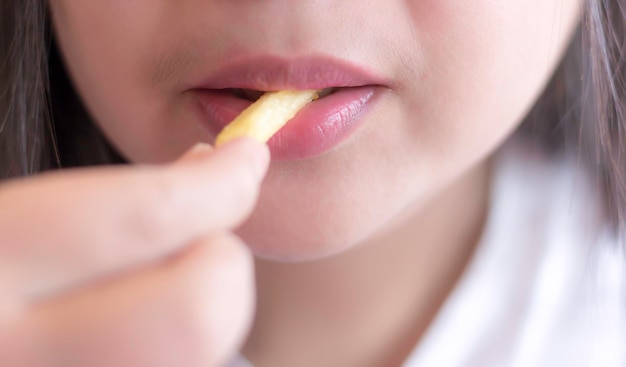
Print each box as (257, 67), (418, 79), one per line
(187, 142), (213, 157)
(178, 143), (213, 163)
(189, 142), (213, 155)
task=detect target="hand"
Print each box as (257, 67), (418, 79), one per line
(0, 139), (269, 367)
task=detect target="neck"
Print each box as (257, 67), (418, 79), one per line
(243, 161), (491, 367)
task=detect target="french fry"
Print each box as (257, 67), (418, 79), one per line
(215, 90), (319, 146)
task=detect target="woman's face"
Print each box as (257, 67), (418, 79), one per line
(50, 1), (581, 260)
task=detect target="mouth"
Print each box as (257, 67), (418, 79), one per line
(226, 87), (338, 102)
(191, 55), (388, 160)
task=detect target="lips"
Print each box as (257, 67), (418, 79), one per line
(191, 56), (388, 160)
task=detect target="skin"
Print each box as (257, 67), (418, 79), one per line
(2, 1), (581, 366)
(48, 1), (581, 260)
(0, 140), (269, 366)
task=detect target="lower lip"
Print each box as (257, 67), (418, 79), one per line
(194, 86), (381, 160)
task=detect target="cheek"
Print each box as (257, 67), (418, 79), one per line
(398, 1), (581, 169)
(50, 1), (203, 163)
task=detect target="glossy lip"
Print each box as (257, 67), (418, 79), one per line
(190, 55), (389, 160)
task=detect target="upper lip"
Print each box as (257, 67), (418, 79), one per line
(193, 55), (389, 91)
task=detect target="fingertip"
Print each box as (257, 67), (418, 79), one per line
(177, 139), (270, 181)
(214, 138), (270, 181)
(177, 143), (214, 163)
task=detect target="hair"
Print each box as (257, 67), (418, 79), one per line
(0, 1), (625, 235)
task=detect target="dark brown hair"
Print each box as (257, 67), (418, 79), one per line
(0, 1), (625, 236)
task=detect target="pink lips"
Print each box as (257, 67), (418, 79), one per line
(191, 56), (387, 160)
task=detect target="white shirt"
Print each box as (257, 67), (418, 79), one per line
(228, 139), (626, 367)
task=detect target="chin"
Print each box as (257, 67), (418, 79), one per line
(235, 218), (356, 263)
(234, 200), (376, 262)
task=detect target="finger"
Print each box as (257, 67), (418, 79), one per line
(0, 138), (269, 303)
(176, 143), (214, 163)
(2, 233), (255, 367)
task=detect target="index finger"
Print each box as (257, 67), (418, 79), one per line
(0, 138), (269, 303)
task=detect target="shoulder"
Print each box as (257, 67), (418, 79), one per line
(404, 138), (626, 367)
(489, 137), (626, 365)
